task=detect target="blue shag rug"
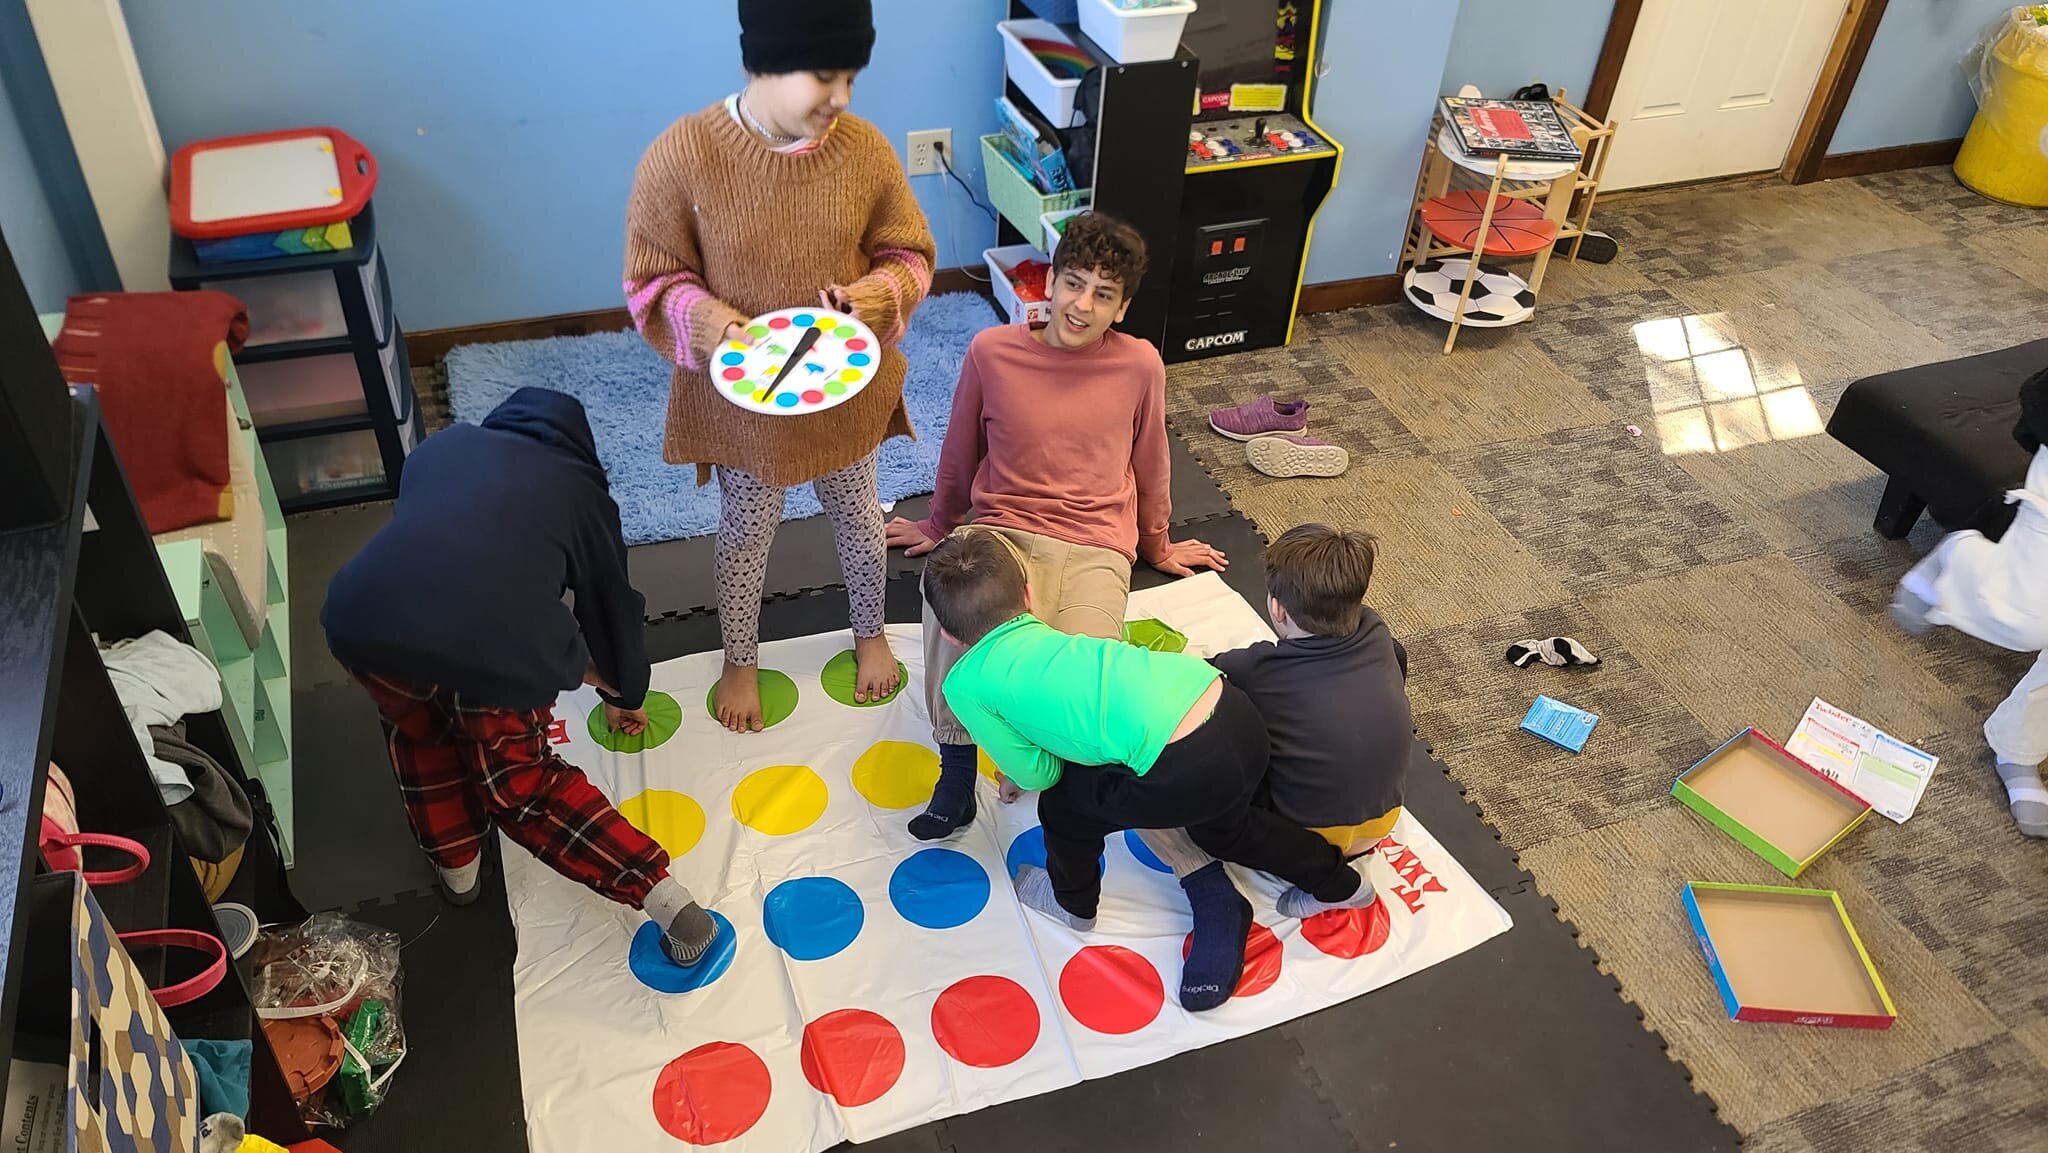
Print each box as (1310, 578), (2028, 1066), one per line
(444, 292), (998, 545)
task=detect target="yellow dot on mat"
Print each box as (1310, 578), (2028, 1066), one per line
(618, 789), (706, 859)
(840, 369), (862, 384)
(730, 341), (750, 352)
(851, 741), (941, 810)
(976, 748), (1001, 783)
(733, 764), (829, 835)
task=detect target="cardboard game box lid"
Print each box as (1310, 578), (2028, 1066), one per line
(1683, 882), (1897, 1030)
(1672, 728), (1871, 878)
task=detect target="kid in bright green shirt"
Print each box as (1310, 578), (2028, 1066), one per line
(942, 614), (1219, 791)
(923, 529), (1376, 1012)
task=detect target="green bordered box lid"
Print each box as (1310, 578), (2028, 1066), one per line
(1672, 728), (1871, 878)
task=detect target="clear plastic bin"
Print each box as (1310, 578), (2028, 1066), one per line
(204, 269), (348, 347)
(265, 429), (386, 501)
(241, 353), (366, 428)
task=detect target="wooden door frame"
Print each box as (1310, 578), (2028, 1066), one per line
(1581, 0), (1892, 186)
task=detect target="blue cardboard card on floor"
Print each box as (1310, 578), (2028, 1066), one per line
(1522, 695), (1599, 752)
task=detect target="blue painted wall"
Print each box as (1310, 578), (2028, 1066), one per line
(120, 0), (1007, 330)
(1306, 1), (1462, 284)
(1832, 0), (2015, 153)
(0, 77), (83, 313)
(1438, 0), (1613, 101)
(119, 0), (1462, 325)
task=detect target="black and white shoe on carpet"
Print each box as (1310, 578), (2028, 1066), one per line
(1505, 637), (1601, 668)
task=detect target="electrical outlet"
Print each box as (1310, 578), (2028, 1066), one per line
(906, 129), (951, 177)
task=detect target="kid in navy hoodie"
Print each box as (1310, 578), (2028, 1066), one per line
(324, 388), (717, 965)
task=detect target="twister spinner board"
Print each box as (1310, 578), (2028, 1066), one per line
(715, 307), (879, 416)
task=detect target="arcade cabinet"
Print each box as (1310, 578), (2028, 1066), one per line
(1167, 0), (1340, 364)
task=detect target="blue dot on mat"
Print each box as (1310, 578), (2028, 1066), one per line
(720, 351), (744, 366)
(775, 391), (800, 407)
(792, 313), (816, 326)
(628, 910), (736, 993)
(1124, 829), (1173, 873)
(888, 848), (991, 930)
(846, 352), (872, 367)
(763, 876), (864, 960)
(1004, 826), (1103, 881)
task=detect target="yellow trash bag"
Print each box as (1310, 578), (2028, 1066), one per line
(1955, 5), (2048, 206)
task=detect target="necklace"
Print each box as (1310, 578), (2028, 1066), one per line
(737, 91), (801, 147)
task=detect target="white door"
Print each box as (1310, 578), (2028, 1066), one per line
(1602, 0), (1849, 190)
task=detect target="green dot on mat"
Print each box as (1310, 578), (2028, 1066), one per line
(1122, 618), (1188, 653)
(586, 690), (684, 753)
(824, 381), (847, 396)
(731, 380), (756, 395)
(819, 649), (907, 708)
(704, 668), (799, 729)
(747, 324), (770, 338)
(833, 325), (857, 338)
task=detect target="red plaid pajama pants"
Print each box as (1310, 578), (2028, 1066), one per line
(353, 671), (668, 908)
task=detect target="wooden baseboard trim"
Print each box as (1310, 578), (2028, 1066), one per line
(409, 266), (995, 365)
(1814, 139), (1961, 182)
(409, 267), (1403, 365)
(1298, 273), (1402, 315)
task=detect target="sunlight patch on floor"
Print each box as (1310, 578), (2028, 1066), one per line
(1634, 313), (1824, 456)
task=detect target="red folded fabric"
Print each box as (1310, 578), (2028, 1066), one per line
(53, 291), (249, 533)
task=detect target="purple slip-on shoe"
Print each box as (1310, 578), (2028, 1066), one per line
(1209, 395), (1309, 441)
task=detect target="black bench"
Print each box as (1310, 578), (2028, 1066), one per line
(1827, 339), (2044, 539)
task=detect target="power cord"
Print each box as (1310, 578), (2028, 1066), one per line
(931, 138), (994, 283)
(935, 140), (999, 225)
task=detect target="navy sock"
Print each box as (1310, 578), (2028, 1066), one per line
(909, 744), (980, 841)
(1179, 862), (1252, 1012)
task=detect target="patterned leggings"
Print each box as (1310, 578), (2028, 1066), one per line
(715, 450), (886, 665)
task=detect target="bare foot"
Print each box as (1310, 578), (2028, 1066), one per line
(852, 633), (902, 703)
(716, 661), (764, 733)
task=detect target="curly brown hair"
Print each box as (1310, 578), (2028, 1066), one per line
(1051, 211), (1149, 296)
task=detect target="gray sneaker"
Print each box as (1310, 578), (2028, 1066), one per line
(662, 902), (720, 966)
(1247, 434), (1349, 478)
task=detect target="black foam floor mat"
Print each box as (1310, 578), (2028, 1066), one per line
(290, 683), (438, 913)
(288, 508), (1737, 1152)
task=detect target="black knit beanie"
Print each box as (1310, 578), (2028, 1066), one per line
(739, 0), (875, 74)
(2017, 364), (2047, 454)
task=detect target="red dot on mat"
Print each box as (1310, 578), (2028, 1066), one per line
(721, 367), (745, 381)
(799, 1008), (905, 1108)
(1181, 920), (1283, 998)
(651, 1041), (771, 1145)
(1301, 898), (1392, 960)
(768, 316), (791, 329)
(1058, 945), (1164, 1035)
(931, 975), (1040, 1068)
(844, 338), (868, 351)
(801, 389), (826, 404)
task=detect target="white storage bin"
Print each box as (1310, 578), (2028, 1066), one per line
(360, 249), (390, 343)
(999, 19), (1088, 129)
(984, 244), (1055, 326)
(265, 428), (386, 501)
(205, 269), (347, 347)
(240, 352), (365, 428)
(379, 333), (411, 425)
(1080, 0), (1196, 64)
(1041, 207), (1088, 257)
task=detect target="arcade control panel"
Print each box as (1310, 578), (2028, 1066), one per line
(1187, 114), (1335, 169)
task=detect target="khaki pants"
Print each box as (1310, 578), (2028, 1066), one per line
(924, 526), (1132, 746)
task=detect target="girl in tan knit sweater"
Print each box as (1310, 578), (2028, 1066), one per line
(625, 0), (935, 732)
